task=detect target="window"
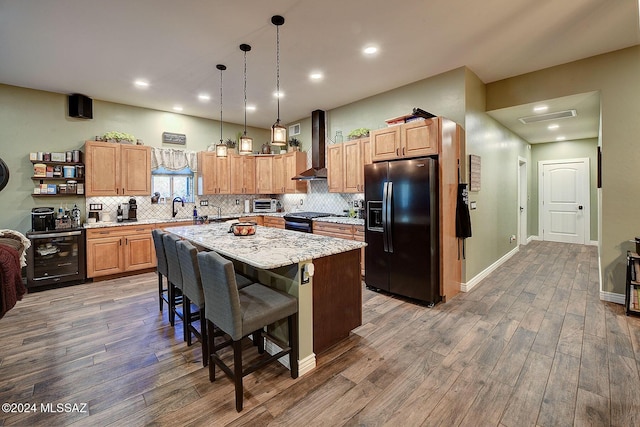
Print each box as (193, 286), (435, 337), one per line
(152, 167), (194, 203)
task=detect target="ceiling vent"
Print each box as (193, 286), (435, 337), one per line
(518, 109), (576, 124)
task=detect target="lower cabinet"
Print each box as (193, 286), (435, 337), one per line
(313, 221), (365, 275)
(86, 224), (155, 278)
(238, 216), (264, 226)
(263, 216), (285, 229)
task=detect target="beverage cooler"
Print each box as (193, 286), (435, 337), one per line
(26, 228), (86, 289)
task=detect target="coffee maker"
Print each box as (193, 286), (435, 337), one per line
(127, 198), (137, 221)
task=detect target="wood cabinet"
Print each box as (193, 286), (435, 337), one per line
(85, 141), (151, 196)
(272, 155), (285, 194)
(86, 224), (155, 278)
(230, 155), (256, 194)
(327, 137), (370, 193)
(314, 221), (365, 275)
(263, 216), (285, 229)
(255, 156), (274, 194)
(238, 216), (264, 226)
(370, 118), (439, 162)
(198, 151), (230, 194)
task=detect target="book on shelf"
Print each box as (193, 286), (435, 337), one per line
(634, 259), (640, 281)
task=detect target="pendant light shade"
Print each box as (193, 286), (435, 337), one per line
(216, 64), (228, 157)
(271, 15), (287, 146)
(239, 43), (253, 154)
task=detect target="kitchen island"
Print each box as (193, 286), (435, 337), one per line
(167, 223), (366, 375)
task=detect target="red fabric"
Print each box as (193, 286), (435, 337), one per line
(0, 244), (26, 319)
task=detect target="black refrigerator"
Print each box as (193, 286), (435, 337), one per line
(364, 157), (440, 305)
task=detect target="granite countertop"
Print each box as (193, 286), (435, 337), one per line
(167, 222), (366, 270)
(314, 216), (364, 226)
(83, 214), (241, 229)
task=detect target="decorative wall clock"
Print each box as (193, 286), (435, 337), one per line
(0, 158), (8, 191)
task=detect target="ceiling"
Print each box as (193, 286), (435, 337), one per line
(0, 0), (638, 139)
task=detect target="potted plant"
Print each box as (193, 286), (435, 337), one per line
(347, 128), (370, 140)
(288, 137), (301, 152)
(225, 138), (237, 154)
(103, 131), (136, 143)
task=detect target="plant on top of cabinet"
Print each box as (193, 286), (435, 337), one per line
(348, 128), (370, 140)
(288, 137), (301, 149)
(102, 131), (136, 143)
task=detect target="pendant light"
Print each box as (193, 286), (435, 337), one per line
(271, 15), (287, 146)
(239, 44), (253, 154)
(216, 64), (228, 157)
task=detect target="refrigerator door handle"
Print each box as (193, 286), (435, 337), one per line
(387, 181), (394, 253)
(382, 181), (389, 252)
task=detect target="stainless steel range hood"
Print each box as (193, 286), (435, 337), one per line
(292, 109), (327, 180)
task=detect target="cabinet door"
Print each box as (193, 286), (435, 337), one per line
(243, 156), (256, 194)
(229, 155), (244, 194)
(401, 119), (439, 157)
(215, 154), (230, 194)
(343, 140), (362, 193)
(272, 155), (285, 194)
(327, 144), (344, 193)
(85, 141), (120, 196)
(199, 152), (218, 195)
(86, 236), (122, 277)
(255, 156), (273, 194)
(283, 151), (307, 193)
(371, 127), (401, 162)
(124, 233), (155, 271)
(121, 145), (151, 195)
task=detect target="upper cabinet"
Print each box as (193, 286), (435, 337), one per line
(85, 141), (151, 197)
(327, 137), (370, 193)
(198, 151), (230, 195)
(255, 156), (274, 194)
(230, 154), (255, 194)
(371, 118), (439, 162)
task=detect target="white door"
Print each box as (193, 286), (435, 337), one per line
(540, 159), (589, 244)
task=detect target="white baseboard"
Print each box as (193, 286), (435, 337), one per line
(265, 340), (316, 376)
(461, 246), (520, 292)
(599, 290), (625, 305)
(588, 240), (598, 246)
(529, 235), (541, 242)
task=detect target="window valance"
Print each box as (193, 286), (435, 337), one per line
(151, 148), (198, 172)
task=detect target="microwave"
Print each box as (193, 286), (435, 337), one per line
(253, 198), (277, 213)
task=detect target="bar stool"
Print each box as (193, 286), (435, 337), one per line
(162, 233), (187, 341)
(197, 250), (298, 412)
(151, 229), (169, 313)
(176, 239), (208, 366)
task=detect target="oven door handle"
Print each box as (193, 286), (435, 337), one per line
(31, 230), (82, 238)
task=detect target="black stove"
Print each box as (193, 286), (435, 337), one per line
(283, 212), (333, 233)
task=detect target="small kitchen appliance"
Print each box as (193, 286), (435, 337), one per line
(31, 207), (56, 231)
(252, 198), (278, 213)
(127, 198), (137, 221)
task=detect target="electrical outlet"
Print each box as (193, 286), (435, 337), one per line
(299, 199), (304, 206)
(510, 235), (516, 243)
(200, 200), (208, 206)
(235, 199), (240, 205)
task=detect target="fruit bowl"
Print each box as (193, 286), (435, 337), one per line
(229, 222), (257, 236)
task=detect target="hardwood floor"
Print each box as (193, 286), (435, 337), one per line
(1, 241), (639, 426)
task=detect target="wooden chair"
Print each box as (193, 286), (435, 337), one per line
(151, 229), (170, 313)
(197, 250), (298, 412)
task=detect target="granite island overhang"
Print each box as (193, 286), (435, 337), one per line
(166, 223), (367, 375)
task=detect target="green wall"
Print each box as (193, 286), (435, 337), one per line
(0, 84), (269, 233)
(486, 46), (640, 296)
(530, 138), (599, 241)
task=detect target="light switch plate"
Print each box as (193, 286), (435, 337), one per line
(470, 201), (477, 210)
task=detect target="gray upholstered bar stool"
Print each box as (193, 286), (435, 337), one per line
(176, 239), (209, 366)
(197, 250), (298, 412)
(162, 233), (187, 341)
(151, 229), (170, 313)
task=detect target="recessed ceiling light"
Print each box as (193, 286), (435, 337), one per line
(363, 46), (378, 55)
(134, 80), (149, 88)
(273, 91), (284, 98)
(246, 105), (256, 112)
(310, 72), (323, 80)
(556, 136), (566, 141)
(173, 105), (183, 112)
(547, 124), (559, 130)
(198, 94), (210, 101)
(533, 105), (548, 112)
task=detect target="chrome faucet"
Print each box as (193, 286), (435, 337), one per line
(172, 197), (184, 218)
